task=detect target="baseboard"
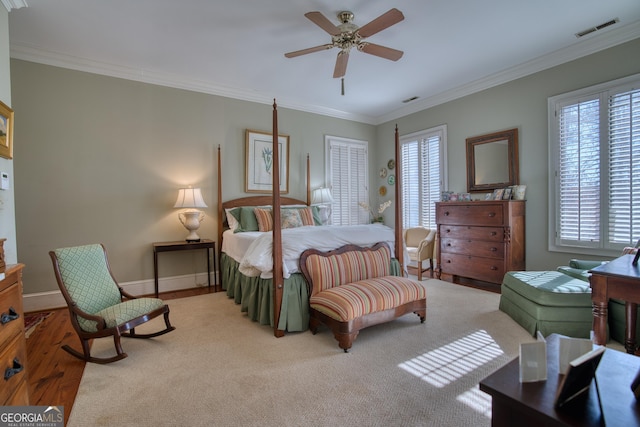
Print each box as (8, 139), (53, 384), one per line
(22, 272), (216, 313)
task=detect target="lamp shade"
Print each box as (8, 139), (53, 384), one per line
(311, 187), (334, 205)
(174, 188), (208, 209)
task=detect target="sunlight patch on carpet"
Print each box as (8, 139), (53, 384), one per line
(397, 329), (504, 387)
(457, 385), (492, 418)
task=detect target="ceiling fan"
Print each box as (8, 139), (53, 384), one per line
(284, 8), (405, 80)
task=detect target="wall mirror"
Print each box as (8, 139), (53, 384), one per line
(466, 128), (519, 193)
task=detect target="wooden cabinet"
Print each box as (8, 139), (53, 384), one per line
(436, 200), (525, 285)
(0, 264), (29, 405)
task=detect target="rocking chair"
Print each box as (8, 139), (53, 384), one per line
(49, 243), (175, 364)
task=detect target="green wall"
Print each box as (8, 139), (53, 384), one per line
(9, 36), (640, 301)
(10, 60), (375, 295)
(376, 37), (640, 270)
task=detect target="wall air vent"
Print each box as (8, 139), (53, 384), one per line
(575, 18), (619, 38)
(402, 96), (419, 103)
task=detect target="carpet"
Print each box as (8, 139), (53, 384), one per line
(68, 279), (535, 427)
(24, 311), (52, 339)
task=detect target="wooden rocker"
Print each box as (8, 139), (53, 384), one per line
(50, 243), (175, 364)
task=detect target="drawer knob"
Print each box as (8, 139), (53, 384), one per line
(1, 307), (19, 325)
(490, 232), (497, 236)
(490, 247), (497, 252)
(488, 212), (496, 217)
(4, 358), (24, 381)
(444, 211), (450, 216)
(490, 266), (498, 271)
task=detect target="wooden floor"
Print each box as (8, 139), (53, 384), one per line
(25, 286), (213, 426)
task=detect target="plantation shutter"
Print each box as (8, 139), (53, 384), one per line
(556, 96), (601, 247)
(608, 87), (640, 245)
(400, 128), (443, 229)
(329, 138), (368, 225)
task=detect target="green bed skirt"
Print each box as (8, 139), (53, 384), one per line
(220, 252), (402, 332)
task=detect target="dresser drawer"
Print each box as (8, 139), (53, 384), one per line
(439, 253), (506, 284)
(0, 333), (28, 405)
(0, 280), (24, 350)
(436, 203), (505, 226)
(439, 225), (504, 242)
(440, 237), (505, 259)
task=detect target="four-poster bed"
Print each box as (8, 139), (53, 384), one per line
(216, 101), (405, 337)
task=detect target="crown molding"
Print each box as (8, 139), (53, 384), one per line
(9, 18), (639, 126)
(2, 0), (28, 12)
(376, 19), (640, 125)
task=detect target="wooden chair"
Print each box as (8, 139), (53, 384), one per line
(403, 227), (436, 280)
(49, 244), (175, 364)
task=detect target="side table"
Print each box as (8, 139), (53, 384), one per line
(589, 254), (640, 354)
(153, 239), (216, 297)
(480, 333), (640, 427)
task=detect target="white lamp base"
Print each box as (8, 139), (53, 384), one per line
(178, 210), (204, 242)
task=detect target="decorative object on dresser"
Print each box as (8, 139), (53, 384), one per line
(436, 200), (525, 286)
(1, 264), (30, 405)
(174, 187), (208, 242)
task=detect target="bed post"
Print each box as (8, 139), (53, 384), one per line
(306, 153), (311, 206)
(272, 100), (285, 338)
(394, 124), (404, 274)
(217, 144), (223, 291)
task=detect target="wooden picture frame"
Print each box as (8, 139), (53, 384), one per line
(245, 129), (289, 194)
(0, 100), (14, 160)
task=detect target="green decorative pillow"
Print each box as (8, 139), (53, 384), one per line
(232, 206), (260, 232)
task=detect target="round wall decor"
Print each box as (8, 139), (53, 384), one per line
(379, 186), (387, 196)
(387, 159), (395, 170)
(387, 175), (395, 185)
(379, 168), (387, 178)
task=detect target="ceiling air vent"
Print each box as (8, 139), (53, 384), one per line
(575, 18), (619, 38)
(402, 96), (419, 103)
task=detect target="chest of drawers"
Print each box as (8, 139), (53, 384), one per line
(0, 264), (30, 405)
(436, 200), (525, 285)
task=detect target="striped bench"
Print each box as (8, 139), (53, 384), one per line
(299, 242), (427, 352)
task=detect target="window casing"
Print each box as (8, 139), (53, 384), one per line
(548, 73), (640, 255)
(325, 135), (369, 225)
(399, 125), (447, 229)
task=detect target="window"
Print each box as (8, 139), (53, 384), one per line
(325, 135), (369, 225)
(549, 73), (640, 254)
(400, 125), (447, 229)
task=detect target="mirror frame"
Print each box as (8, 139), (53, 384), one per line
(466, 128), (519, 193)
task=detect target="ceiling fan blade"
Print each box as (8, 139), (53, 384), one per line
(284, 44), (333, 58)
(304, 11), (341, 35)
(333, 51), (349, 78)
(358, 43), (403, 61)
(357, 8), (404, 38)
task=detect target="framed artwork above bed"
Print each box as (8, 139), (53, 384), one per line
(245, 129), (289, 194)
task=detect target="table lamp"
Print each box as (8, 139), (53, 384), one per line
(311, 187), (333, 224)
(174, 187), (207, 242)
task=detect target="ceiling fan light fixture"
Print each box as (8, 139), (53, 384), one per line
(284, 8), (405, 80)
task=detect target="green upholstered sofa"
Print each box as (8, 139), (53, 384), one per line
(500, 259), (640, 342)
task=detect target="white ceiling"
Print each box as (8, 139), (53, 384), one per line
(7, 0), (640, 124)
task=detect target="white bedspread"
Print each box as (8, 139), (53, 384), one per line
(231, 224), (396, 279)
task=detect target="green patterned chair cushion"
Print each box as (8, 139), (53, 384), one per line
(79, 297), (165, 332)
(54, 244), (167, 332)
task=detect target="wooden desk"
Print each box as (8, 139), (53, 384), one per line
(590, 254), (640, 354)
(153, 239), (216, 297)
(480, 333), (640, 427)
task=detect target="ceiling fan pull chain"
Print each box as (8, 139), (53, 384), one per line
(341, 78), (345, 96)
